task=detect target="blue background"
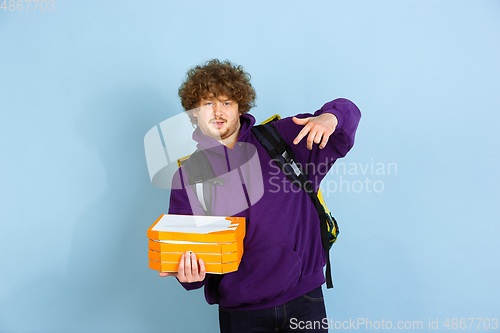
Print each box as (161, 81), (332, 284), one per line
(1, 1), (499, 332)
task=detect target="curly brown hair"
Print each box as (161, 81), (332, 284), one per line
(178, 59), (256, 124)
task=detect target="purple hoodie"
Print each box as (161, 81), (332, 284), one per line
(168, 98), (361, 311)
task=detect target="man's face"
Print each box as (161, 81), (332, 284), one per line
(193, 94), (242, 143)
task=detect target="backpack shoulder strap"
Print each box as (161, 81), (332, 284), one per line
(182, 149), (224, 216)
(181, 149), (226, 303)
(251, 122), (335, 289)
(252, 123), (304, 180)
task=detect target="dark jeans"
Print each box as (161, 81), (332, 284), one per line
(218, 286), (328, 333)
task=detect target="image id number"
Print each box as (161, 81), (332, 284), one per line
(1, 0), (55, 11)
(443, 318), (498, 330)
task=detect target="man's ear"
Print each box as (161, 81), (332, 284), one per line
(189, 107), (199, 118)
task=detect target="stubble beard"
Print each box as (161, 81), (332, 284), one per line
(200, 117), (229, 141)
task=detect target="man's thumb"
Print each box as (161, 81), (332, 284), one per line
(292, 116), (309, 124)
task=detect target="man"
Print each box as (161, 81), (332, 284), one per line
(161, 59), (361, 332)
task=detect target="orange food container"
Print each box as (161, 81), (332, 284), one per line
(147, 214), (245, 274)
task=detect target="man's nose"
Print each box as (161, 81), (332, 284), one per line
(212, 103), (222, 116)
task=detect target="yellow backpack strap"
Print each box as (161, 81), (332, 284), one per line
(260, 114), (281, 124)
(177, 154), (191, 167)
(317, 189), (330, 215)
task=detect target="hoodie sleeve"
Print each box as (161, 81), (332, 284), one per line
(177, 275), (209, 291)
(274, 98), (361, 188)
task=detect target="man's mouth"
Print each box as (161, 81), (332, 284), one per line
(212, 120), (226, 129)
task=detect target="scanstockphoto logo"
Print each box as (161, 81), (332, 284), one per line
(320, 159), (398, 194)
(268, 158), (398, 195)
(144, 111), (266, 216)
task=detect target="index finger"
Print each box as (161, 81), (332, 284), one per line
(177, 253), (186, 278)
(198, 259), (206, 277)
(293, 124), (312, 145)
